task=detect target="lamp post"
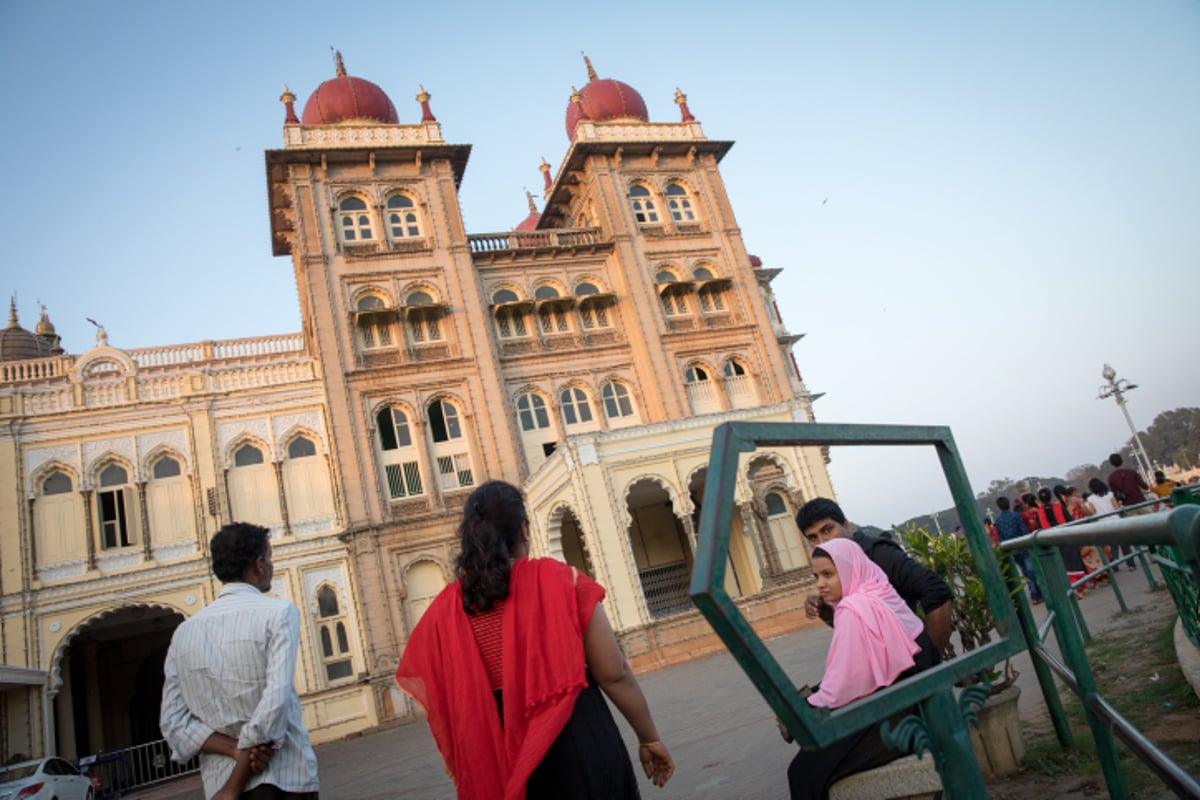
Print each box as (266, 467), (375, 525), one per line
(1097, 363), (1153, 481)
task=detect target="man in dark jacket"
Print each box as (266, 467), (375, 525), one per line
(796, 497), (952, 657)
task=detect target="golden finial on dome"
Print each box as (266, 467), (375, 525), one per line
(417, 85), (436, 122)
(417, 85), (430, 103)
(582, 53), (598, 82)
(280, 84), (296, 104)
(525, 190), (537, 214)
(7, 297), (17, 329)
(36, 303), (56, 336)
(334, 49), (346, 77)
(570, 85), (582, 104)
(539, 157), (552, 191)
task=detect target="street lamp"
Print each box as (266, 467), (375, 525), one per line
(1097, 363), (1153, 480)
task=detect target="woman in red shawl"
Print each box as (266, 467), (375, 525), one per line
(396, 481), (674, 800)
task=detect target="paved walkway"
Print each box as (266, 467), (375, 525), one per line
(127, 567), (1175, 800)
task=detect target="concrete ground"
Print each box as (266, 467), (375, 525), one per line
(127, 566), (1182, 800)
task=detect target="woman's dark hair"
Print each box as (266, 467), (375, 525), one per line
(1088, 477), (1109, 496)
(1053, 484), (1069, 501)
(456, 481), (528, 613)
(1037, 487), (1053, 504)
(811, 546), (831, 562)
(210, 522), (270, 583)
(1022, 492), (1038, 508)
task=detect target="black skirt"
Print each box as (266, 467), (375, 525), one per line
(494, 676), (641, 800)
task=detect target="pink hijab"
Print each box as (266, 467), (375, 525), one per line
(807, 538), (924, 708)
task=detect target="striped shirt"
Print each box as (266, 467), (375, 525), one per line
(160, 582), (319, 799)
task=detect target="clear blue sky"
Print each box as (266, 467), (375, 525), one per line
(2, 1), (1198, 527)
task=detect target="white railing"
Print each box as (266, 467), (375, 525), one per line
(686, 380), (722, 415)
(0, 355), (69, 383)
(128, 333), (305, 368)
(468, 228), (605, 253)
(725, 375), (760, 409)
(211, 361), (316, 392)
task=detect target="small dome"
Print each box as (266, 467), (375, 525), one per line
(301, 53), (399, 126)
(565, 57), (648, 140)
(748, 254), (763, 268)
(0, 302), (53, 363)
(515, 191), (541, 231)
(35, 306), (56, 336)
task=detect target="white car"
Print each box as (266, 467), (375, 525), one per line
(0, 758), (94, 800)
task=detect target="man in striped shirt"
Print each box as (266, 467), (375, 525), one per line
(160, 522), (320, 800)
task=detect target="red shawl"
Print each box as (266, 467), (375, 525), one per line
(395, 558), (605, 800)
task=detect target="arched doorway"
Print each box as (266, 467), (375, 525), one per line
(625, 478), (693, 617)
(548, 506), (594, 578)
(52, 606), (184, 760)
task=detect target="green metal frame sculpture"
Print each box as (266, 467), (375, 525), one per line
(690, 422), (1026, 797)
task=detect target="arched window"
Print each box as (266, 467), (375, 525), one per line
(428, 399), (474, 491)
(685, 365), (710, 383)
(356, 294), (394, 350)
(538, 304), (570, 334)
(517, 393), (550, 431)
(314, 585), (353, 682)
(338, 196), (374, 242)
(492, 289), (519, 304)
(560, 387), (594, 426)
(693, 267), (714, 281)
(723, 359), (748, 377)
(666, 183), (696, 222)
(152, 456), (181, 479)
(234, 444), (264, 466)
(660, 286), (689, 317)
(406, 291), (443, 343)
(574, 282), (599, 296)
(601, 381), (635, 419)
(629, 185), (658, 224)
(376, 407), (423, 500)
(385, 193), (421, 239)
(698, 283), (727, 313)
(533, 286), (560, 300)
(43, 471), (73, 495)
(287, 436), (317, 459)
(765, 492), (788, 516)
(98, 463), (133, 549)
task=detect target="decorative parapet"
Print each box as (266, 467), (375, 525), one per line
(2, 333), (315, 416)
(283, 122), (444, 149)
(572, 121), (707, 143)
(468, 228), (607, 254)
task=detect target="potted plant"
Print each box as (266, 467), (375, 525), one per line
(896, 523), (1024, 777)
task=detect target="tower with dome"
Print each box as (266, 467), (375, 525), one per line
(0, 53), (830, 767)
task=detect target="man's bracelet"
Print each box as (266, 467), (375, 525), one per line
(638, 741), (661, 748)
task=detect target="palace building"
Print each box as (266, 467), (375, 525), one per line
(0, 53), (833, 765)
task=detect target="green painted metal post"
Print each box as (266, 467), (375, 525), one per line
(1098, 546), (1129, 613)
(1035, 543), (1129, 798)
(918, 689), (990, 800)
(1003, 552), (1073, 748)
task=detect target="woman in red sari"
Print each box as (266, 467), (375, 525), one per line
(396, 481), (674, 800)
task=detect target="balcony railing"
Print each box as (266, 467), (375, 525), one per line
(468, 228), (605, 253)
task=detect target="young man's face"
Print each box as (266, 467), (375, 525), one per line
(802, 517), (852, 549)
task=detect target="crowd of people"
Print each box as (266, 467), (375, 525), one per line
(989, 453), (1184, 604)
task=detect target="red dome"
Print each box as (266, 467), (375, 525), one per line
(566, 78), (648, 139)
(515, 211), (541, 231)
(748, 254), (763, 268)
(302, 75), (399, 125)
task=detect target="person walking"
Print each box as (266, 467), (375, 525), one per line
(160, 523), (320, 800)
(995, 497), (1040, 604)
(396, 481), (673, 800)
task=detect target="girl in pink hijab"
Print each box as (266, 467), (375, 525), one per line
(788, 537), (936, 800)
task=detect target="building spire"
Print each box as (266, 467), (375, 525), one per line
(334, 49), (346, 77)
(539, 157), (552, 192)
(582, 53), (598, 82)
(675, 87), (695, 122)
(280, 84), (299, 124)
(7, 297), (17, 329)
(525, 189), (537, 214)
(416, 85), (436, 122)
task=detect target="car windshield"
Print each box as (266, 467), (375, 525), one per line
(0, 762), (40, 780)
